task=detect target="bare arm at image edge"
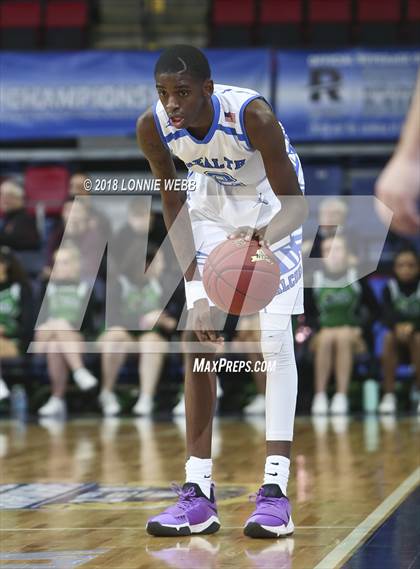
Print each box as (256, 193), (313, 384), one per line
(375, 72), (420, 236)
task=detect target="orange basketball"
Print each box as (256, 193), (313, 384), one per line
(202, 238), (280, 315)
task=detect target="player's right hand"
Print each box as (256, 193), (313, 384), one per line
(191, 298), (225, 348)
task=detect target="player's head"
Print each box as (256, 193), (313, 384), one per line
(154, 45), (213, 129)
(393, 247), (419, 283)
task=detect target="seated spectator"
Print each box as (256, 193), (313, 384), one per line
(113, 197), (162, 268)
(0, 247), (33, 401)
(68, 172), (112, 238)
(44, 197), (105, 282)
(303, 197), (358, 265)
(0, 179), (40, 251)
(98, 245), (177, 417)
(306, 235), (379, 415)
(35, 243), (99, 417)
(378, 247), (420, 414)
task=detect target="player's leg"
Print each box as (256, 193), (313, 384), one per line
(134, 331), (168, 415)
(98, 327), (130, 416)
(146, 325), (220, 537)
(147, 194), (225, 537)
(244, 313), (296, 538)
(379, 331), (398, 413)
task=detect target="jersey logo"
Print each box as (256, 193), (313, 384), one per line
(224, 111), (236, 122)
(203, 171), (245, 186)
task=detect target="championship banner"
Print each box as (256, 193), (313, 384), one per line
(0, 49), (271, 141)
(276, 48), (420, 142)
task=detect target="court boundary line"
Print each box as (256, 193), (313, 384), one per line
(0, 525), (354, 531)
(313, 467), (420, 569)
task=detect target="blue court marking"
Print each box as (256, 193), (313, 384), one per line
(342, 486), (420, 569)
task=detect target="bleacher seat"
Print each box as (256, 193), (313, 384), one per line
(25, 166), (70, 217)
(303, 165), (343, 196)
(404, 0), (420, 44)
(348, 169), (377, 195)
(356, 0), (401, 45)
(211, 0), (255, 46)
(45, 0), (89, 49)
(308, 0), (352, 46)
(258, 0), (303, 46)
(0, 0), (41, 49)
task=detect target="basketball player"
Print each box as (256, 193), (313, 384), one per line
(137, 45), (307, 538)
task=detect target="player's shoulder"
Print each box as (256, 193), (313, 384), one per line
(136, 106), (155, 135)
(213, 83), (260, 97)
(136, 106), (169, 156)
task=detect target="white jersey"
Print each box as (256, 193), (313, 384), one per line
(154, 83), (304, 315)
(153, 83), (304, 191)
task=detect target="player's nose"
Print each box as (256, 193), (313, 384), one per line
(166, 95), (180, 114)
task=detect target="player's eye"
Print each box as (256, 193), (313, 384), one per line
(157, 90), (167, 97)
(179, 90), (189, 97)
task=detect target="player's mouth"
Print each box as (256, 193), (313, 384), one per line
(169, 115), (185, 128)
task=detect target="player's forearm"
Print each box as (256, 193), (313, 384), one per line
(395, 72), (420, 160)
(160, 192), (201, 282)
(264, 194), (308, 244)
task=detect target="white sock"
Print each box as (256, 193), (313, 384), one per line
(185, 456), (213, 499)
(263, 455), (290, 495)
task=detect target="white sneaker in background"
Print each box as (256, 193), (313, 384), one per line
(133, 394), (153, 416)
(0, 378), (10, 401)
(378, 393), (397, 414)
(38, 396), (67, 417)
(99, 390), (121, 417)
(311, 392), (328, 415)
(172, 393), (186, 416)
(330, 393), (349, 415)
(73, 368), (98, 391)
(243, 394), (266, 415)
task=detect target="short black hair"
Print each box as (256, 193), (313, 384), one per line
(154, 45), (211, 82)
(394, 245), (419, 260)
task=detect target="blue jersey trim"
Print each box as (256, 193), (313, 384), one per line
(153, 103), (169, 150)
(184, 94), (221, 145)
(165, 130), (188, 143)
(239, 95), (264, 151)
(216, 124), (247, 141)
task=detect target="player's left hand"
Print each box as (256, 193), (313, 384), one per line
(228, 226), (270, 247)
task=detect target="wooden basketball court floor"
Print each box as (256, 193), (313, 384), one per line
(0, 415), (419, 569)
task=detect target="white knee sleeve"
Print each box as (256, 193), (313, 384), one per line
(259, 313), (298, 442)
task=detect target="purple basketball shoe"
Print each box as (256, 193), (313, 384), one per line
(146, 483), (220, 537)
(244, 484), (294, 538)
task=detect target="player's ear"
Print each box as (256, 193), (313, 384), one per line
(203, 79), (214, 97)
